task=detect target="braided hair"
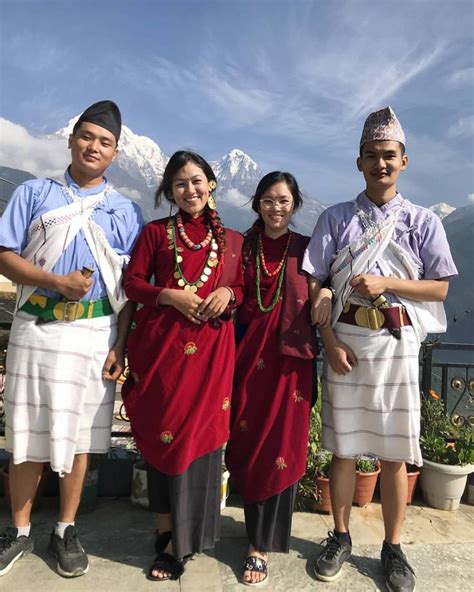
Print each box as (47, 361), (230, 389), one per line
(243, 171), (303, 261)
(155, 150), (226, 255)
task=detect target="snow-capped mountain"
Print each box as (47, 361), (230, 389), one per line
(211, 149), (262, 198)
(4, 115), (326, 231)
(429, 202), (456, 220)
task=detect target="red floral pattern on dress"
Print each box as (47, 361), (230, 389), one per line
(256, 357), (265, 370)
(184, 342), (198, 356)
(160, 431), (174, 444)
(222, 397), (231, 411)
(275, 456), (287, 470)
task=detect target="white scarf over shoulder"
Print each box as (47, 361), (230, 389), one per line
(330, 199), (446, 342)
(16, 179), (129, 315)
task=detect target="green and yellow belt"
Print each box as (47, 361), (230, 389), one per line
(21, 294), (113, 323)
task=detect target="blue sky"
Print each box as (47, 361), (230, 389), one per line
(0, 0), (473, 207)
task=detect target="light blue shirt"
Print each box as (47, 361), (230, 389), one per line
(0, 169), (144, 301)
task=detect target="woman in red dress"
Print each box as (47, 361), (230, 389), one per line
(225, 172), (331, 586)
(122, 151), (243, 581)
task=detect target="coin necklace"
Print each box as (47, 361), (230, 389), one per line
(167, 215), (218, 293)
(255, 232), (291, 312)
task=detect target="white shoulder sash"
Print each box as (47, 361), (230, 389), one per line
(17, 190), (108, 310)
(17, 179), (129, 315)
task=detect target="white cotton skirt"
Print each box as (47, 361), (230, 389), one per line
(4, 311), (117, 474)
(321, 321), (422, 466)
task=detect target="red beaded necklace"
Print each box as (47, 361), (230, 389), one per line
(176, 212), (212, 250)
(258, 231), (292, 277)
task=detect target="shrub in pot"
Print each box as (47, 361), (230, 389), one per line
(406, 464), (420, 505)
(419, 396), (474, 511)
(353, 456), (380, 507)
(313, 450), (333, 513)
(296, 403), (322, 511)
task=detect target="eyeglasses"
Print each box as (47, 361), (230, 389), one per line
(259, 198), (293, 211)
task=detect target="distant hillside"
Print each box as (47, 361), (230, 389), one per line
(441, 204), (474, 347)
(0, 166), (36, 213)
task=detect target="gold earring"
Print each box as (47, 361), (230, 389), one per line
(208, 194), (217, 210)
(208, 180), (217, 210)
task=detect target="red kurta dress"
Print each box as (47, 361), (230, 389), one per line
(122, 212), (243, 475)
(225, 232), (316, 504)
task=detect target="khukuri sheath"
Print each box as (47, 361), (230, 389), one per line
(122, 212), (243, 558)
(226, 233), (317, 511)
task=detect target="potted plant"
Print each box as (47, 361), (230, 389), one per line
(419, 396), (474, 510)
(296, 402), (322, 510)
(353, 456), (380, 507)
(406, 463), (420, 505)
(313, 450), (333, 513)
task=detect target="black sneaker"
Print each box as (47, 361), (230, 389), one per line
(381, 542), (416, 592)
(0, 527), (34, 576)
(48, 525), (89, 577)
(314, 531), (352, 582)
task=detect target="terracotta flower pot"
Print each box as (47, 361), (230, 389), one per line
(353, 466), (380, 507)
(406, 466), (420, 505)
(313, 474), (332, 514)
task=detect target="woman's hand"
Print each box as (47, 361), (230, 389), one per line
(311, 287), (333, 328)
(196, 287), (232, 320)
(158, 288), (204, 324)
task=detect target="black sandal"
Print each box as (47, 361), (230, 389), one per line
(242, 555), (269, 587)
(147, 531), (185, 582)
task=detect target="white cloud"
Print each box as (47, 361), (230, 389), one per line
(219, 188), (249, 207)
(468, 193), (474, 203)
(448, 115), (474, 139)
(448, 67), (474, 87)
(0, 118), (68, 177)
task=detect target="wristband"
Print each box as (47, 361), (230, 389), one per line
(223, 286), (236, 303)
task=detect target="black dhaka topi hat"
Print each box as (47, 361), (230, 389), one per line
(74, 100), (122, 142)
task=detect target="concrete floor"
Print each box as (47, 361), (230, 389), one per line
(0, 494), (472, 591)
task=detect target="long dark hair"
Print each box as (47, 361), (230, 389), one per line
(244, 171), (303, 259)
(156, 150), (225, 253)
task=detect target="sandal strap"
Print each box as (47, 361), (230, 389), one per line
(243, 555), (268, 573)
(154, 531), (172, 554)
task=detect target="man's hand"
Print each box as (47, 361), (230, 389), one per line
(350, 274), (387, 298)
(56, 270), (93, 300)
(102, 346), (125, 382)
(326, 340), (358, 375)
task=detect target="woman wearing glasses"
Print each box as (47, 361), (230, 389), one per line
(225, 172), (332, 586)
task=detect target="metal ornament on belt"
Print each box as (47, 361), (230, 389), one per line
(53, 301), (85, 322)
(354, 306), (385, 330)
